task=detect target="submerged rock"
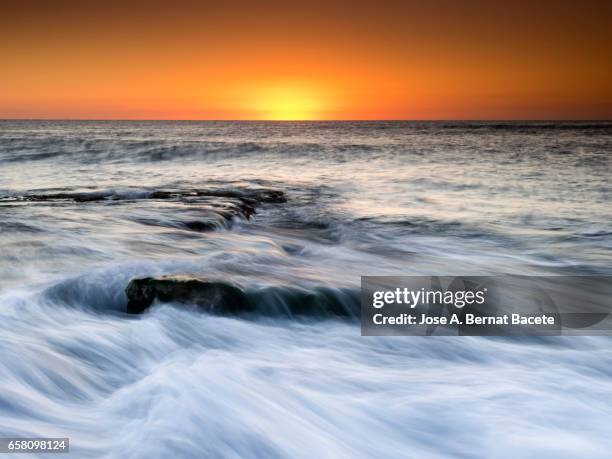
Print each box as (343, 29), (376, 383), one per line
(126, 276), (252, 314)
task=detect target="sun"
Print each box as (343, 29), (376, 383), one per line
(251, 85), (326, 120)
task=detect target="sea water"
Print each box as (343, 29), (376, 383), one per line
(1, 121), (611, 458)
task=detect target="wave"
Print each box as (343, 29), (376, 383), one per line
(0, 137), (383, 165)
(1, 297), (611, 458)
(41, 271), (359, 320)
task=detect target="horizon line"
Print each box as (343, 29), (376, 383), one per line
(1, 118), (611, 122)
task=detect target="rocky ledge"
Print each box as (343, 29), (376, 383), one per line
(1, 187), (287, 233)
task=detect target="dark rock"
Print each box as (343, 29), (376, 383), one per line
(181, 220), (221, 232)
(125, 276), (253, 314)
(24, 192), (106, 202)
(252, 190), (287, 203)
(149, 191), (183, 199)
(15, 187), (287, 206)
(125, 275), (360, 318)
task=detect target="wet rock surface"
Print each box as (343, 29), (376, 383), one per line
(126, 276), (253, 314)
(125, 275), (360, 317)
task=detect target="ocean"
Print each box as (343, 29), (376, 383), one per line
(1, 120), (611, 458)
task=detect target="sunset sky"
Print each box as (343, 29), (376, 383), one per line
(1, 0), (611, 120)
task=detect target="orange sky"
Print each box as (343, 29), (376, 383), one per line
(1, 0), (611, 120)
